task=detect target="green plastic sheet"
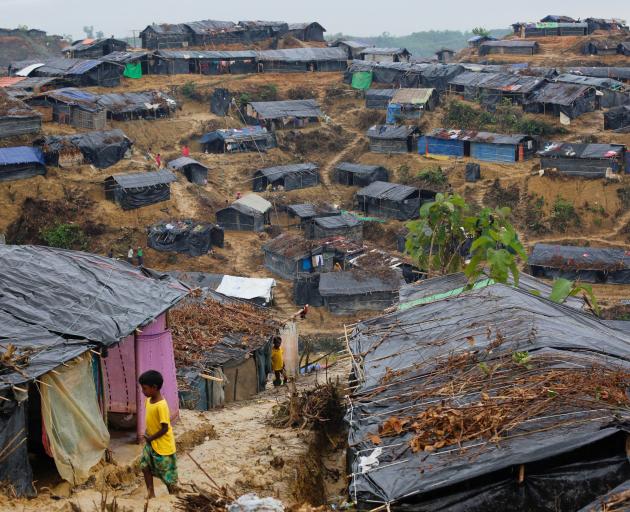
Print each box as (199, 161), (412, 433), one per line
(351, 71), (373, 90)
(123, 62), (142, 79)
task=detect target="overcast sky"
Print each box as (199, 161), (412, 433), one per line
(1, 0), (629, 39)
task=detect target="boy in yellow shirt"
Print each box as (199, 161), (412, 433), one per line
(271, 337), (287, 387)
(138, 370), (178, 498)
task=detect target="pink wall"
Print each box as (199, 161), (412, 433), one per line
(103, 335), (136, 414)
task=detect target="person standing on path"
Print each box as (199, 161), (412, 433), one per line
(127, 246), (134, 264)
(181, 145), (190, 157)
(137, 247), (144, 266)
(155, 153), (162, 169)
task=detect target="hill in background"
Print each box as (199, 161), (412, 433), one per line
(0, 27), (67, 70)
(327, 29), (511, 57)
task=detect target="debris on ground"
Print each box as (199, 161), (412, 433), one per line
(269, 382), (344, 430)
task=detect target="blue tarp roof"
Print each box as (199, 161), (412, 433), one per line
(0, 146), (45, 166)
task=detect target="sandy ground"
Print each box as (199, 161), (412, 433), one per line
(2, 359), (351, 512)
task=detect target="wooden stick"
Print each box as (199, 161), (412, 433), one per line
(12, 386), (27, 393)
(199, 373), (223, 382)
(34, 379), (51, 388)
(187, 452), (223, 492)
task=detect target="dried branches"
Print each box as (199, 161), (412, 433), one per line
(0, 344), (31, 377)
(269, 382), (344, 430)
(175, 486), (236, 512)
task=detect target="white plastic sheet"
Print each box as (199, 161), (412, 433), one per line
(217, 275), (276, 303)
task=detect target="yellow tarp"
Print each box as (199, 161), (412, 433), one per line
(41, 354), (110, 485)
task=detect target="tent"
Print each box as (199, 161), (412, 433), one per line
(148, 220), (224, 256)
(529, 243), (630, 283)
(252, 163), (320, 192)
(168, 157), (209, 184)
(198, 126), (276, 153)
(0, 146), (46, 182)
(37, 129), (133, 169)
(104, 170), (177, 210)
(215, 194), (272, 231)
(334, 162), (389, 187)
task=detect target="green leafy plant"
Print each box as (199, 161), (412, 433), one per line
(549, 278), (600, 315)
(417, 166), (448, 187)
(549, 196), (580, 232)
(512, 351), (532, 369)
(472, 27), (490, 37)
(40, 223), (88, 250)
(398, 164), (411, 184)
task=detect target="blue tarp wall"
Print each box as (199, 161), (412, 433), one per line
(418, 136), (467, 157)
(470, 142), (518, 163)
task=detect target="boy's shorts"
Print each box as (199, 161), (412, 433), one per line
(140, 444), (178, 485)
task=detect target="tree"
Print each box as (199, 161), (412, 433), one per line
(472, 27), (490, 37)
(17, 24), (28, 31)
(95, 30), (104, 39)
(405, 193), (526, 285)
(83, 25), (94, 39)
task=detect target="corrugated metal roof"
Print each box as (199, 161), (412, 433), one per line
(64, 38), (127, 53)
(356, 181), (418, 201)
(257, 163), (318, 179)
(566, 67), (630, 81)
(184, 19), (236, 34)
(96, 90), (177, 113)
(0, 146), (45, 166)
(256, 47), (346, 62)
(100, 51), (150, 64)
(288, 22), (323, 30)
(471, 131), (530, 145)
(0, 89), (41, 118)
(38, 87), (101, 111)
(538, 142), (625, 159)
(0, 77), (26, 88)
(6, 77), (59, 90)
(555, 73), (624, 91)
(234, 194), (272, 214)
(314, 212), (361, 229)
(366, 124), (417, 140)
(168, 157), (207, 170)
(108, 170), (176, 188)
(249, 99), (323, 119)
(336, 40), (371, 49)
(527, 82), (592, 106)
(365, 88), (397, 99)
(391, 88), (435, 105)
(15, 63), (45, 77)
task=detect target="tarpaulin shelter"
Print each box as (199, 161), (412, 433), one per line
(148, 220), (224, 256)
(252, 162), (320, 192)
(418, 128), (474, 158)
(247, 99), (323, 130)
(479, 40), (539, 55)
(524, 82), (598, 119)
(28, 58), (122, 87)
(529, 243), (630, 283)
(96, 90), (177, 120)
(583, 39), (619, 56)
(620, 42), (630, 57)
(0, 89), (42, 138)
(0, 245), (189, 493)
(100, 51), (150, 78)
(360, 48), (411, 63)
(0, 146), (46, 182)
(104, 170), (177, 210)
(386, 88), (439, 123)
(351, 71), (373, 90)
(287, 22), (326, 42)
(151, 50), (258, 75)
(512, 20), (588, 37)
(216, 194), (272, 231)
(565, 67), (630, 83)
(199, 126), (276, 153)
(319, 269), (401, 314)
(554, 73), (628, 108)
(538, 142), (626, 177)
(367, 124), (420, 154)
(27, 88), (106, 130)
(311, 213), (363, 243)
(346, 276), (630, 510)
(448, 71), (545, 107)
(263, 232), (363, 280)
(63, 38), (128, 59)
(334, 162), (389, 187)
(256, 47), (347, 72)
(331, 40), (372, 60)
(356, 181), (433, 220)
(605, 105), (630, 131)
(365, 88), (396, 109)
(210, 88), (232, 116)
(168, 156), (208, 184)
(286, 203), (340, 233)
(36, 129), (133, 169)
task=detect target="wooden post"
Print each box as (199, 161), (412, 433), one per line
(518, 464), (525, 484)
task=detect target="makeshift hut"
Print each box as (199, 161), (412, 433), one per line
(418, 128), (473, 158)
(619, 42), (630, 57)
(287, 22), (326, 42)
(263, 232), (363, 280)
(360, 48), (411, 63)
(586, 18), (628, 33)
(365, 88), (396, 109)
(334, 162), (389, 187)
(104, 170), (177, 210)
(252, 163), (320, 192)
(469, 132), (537, 163)
(0, 146), (46, 182)
(356, 181), (433, 220)
(199, 127), (276, 153)
(468, 35), (497, 47)
(28, 58), (122, 87)
(286, 203), (340, 234)
(36, 129), (133, 169)
(216, 194), (272, 231)
(554, 73), (627, 108)
(319, 269), (401, 314)
(582, 40), (619, 55)
(512, 20), (588, 37)
(63, 38), (128, 59)
(386, 88), (439, 123)
(529, 243), (630, 283)
(148, 220), (223, 256)
(538, 142), (626, 177)
(448, 71), (545, 107)
(345, 277), (630, 510)
(435, 48), (455, 63)
(27, 88), (106, 130)
(100, 51), (150, 78)
(151, 50), (258, 75)
(479, 40), (539, 56)
(0, 89), (41, 138)
(0, 245), (189, 495)
(256, 48), (347, 72)
(309, 213), (363, 242)
(604, 105), (630, 131)
(247, 99), (323, 130)
(524, 82), (598, 119)
(367, 125), (419, 154)
(331, 40), (372, 60)
(96, 90), (177, 120)
(140, 23), (190, 50)
(168, 157), (209, 184)
(566, 67), (630, 84)
(171, 299), (284, 409)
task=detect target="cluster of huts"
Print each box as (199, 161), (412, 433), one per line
(512, 15), (627, 37)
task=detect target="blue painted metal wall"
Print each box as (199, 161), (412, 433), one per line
(418, 136), (466, 157)
(470, 142), (517, 163)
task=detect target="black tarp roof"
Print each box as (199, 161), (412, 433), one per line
(538, 142), (625, 159)
(168, 157), (208, 170)
(155, 49), (257, 59)
(257, 162), (318, 179)
(286, 203), (338, 219)
(526, 81), (593, 106)
(319, 270), (400, 296)
(107, 169), (177, 189)
(356, 181), (418, 201)
(314, 212), (362, 229)
(249, 99), (323, 119)
(529, 243), (630, 271)
(96, 90), (177, 114)
(100, 51), (150, 64)
(554, 73), (625, 90)
(346, 280), (630, 507)
(365, 89), (397, 99)
(366, 124), (417, 140)
(256, 48), (346, 62)
(336, 162), (387, 174)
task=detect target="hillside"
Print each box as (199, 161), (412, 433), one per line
(0, 27), (66, 71)
(327, 28), (511, 57)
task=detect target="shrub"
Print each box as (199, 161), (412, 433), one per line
(180, 81), (202, 101)
(523, 194), (546, 234)
(417, 166), (448, 187)
(617, 186), (630, 210)
(287, 86), (317, 100)
(549, 196), (580, 232)
(398, 164), (411, 184)
(40, 223), (88, 250)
